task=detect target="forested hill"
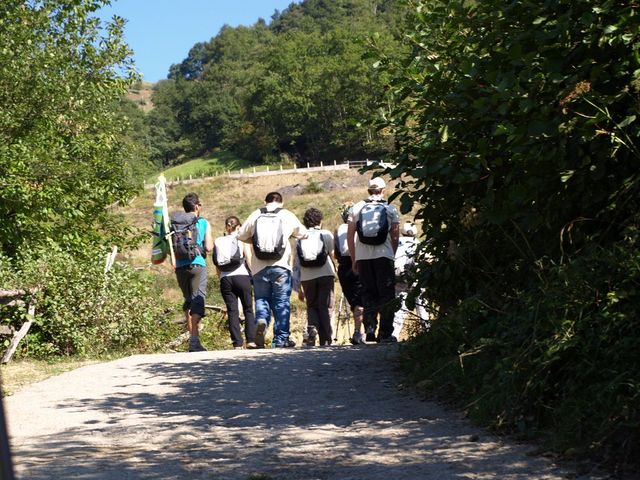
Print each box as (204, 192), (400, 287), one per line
(138, 0), (407, 168)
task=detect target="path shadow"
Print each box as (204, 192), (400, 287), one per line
(11, 347), (569, 480)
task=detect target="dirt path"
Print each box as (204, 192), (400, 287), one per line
(5, 345), (579, 479)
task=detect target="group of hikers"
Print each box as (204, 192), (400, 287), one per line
(167, 177), (427, 352)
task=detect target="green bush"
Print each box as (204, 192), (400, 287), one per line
(380, 0), (640, 470)
(0, 247), (177, 358)
(402, 242), (640, 464)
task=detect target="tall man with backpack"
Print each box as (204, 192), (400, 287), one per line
(347, 177), (400, 343)
(170, 192), (214, 352)
(237, 192), (307, 348)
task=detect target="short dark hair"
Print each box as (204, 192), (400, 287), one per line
(182, 193), (200, 212)
(265, 191), (283, 204)
(367, 188), (383, 196)
(303, 207), (323, 228)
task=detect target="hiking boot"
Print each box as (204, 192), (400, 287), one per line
(255, 320), (267, 348)
(246, 342), (258, 349)
(188, 342), (207, 352)
(273, 339), (296, 348)
(350, 332), (366, 345)
(365, 327), (376, 343)
(305, 326), (317, 347)
(379, 335), (398, 344)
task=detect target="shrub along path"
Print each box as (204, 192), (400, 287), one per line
(5, 346), (582, 479)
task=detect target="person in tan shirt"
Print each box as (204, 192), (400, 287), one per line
(237, 192), (307, 348)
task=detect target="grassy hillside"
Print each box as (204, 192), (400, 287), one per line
(122, 168), (414, 349)
(146, 151), (277, 184)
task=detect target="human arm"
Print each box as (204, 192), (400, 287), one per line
(204, 221), (214, 254)
(236, 210), (257, 243)
(347, 221), (357, 273)
(390, 223), (400, 254)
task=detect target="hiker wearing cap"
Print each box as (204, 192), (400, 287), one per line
(347, 177), (401, 343)
(237, 192), (307, 348)
(392, 222), (430, 339)
(171, 192), (214, 352)
(335, 202), (365, 345)
(213, 216), (258, 350)
(293, 207), (336, 346)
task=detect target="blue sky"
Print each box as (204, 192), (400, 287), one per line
(98, 0), (299, 83)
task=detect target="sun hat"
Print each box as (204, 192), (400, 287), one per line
(368, 177), (386, 189)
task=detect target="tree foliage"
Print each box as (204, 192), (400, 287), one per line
(380, 0), (640, 467)
(147, 0), (406, 165)
(0, 0), (140, 257)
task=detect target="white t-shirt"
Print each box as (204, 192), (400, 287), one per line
(237, 202), (307, 274)
(297, 227), (336, 282)
(394, 235), (418, 277)
(348, 195), (400, 261)
(216, 232), (251, 278)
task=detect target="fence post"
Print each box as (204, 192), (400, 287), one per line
(333, 159), (337, 167)
(241, 168), (243, 175)
(280, 164), (283, 171)
(267, 165), (270, 172)
(307, 162), (310, 169)
(253, 166), (256, 174)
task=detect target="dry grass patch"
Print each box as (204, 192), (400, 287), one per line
(1, 358), (100, 396)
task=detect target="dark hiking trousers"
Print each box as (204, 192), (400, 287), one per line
(302, 275), (335, 345)
(220, 274), (256, 347)
(356, 257), (396, 339)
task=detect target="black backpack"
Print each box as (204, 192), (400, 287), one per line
(252, 207), (286, 260)
(213, 235), (243, 272)
(170, 212), (203, 261)
(296, 230), (328, 268)
(356, 200), (389, 245)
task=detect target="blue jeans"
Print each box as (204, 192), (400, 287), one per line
(253, 266), (292, 345)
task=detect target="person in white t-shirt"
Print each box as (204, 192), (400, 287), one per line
(293, 207), (336, 346)
(347, 177), (401, 343)
(237, 192), (307, 348)
(335, 202), (365, 345)
(214, 216), (257, 350)
(392, 222), (430, 339)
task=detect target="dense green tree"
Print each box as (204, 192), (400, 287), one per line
(149, 0), (407, 165)
(379, 0), (640, 465)
(0, 0), (139, 257)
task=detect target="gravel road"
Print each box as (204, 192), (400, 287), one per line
(4, 345), (583, 479)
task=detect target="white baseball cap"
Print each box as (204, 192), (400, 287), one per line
(368, 177), (386, 189)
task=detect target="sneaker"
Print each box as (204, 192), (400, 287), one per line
(255, 320), (267, 348)
(273, 339), (296, 348)
(246, 342), (258, 349)
(379, 335), (398, 344)
(188, 342), (207, 352)
(234, 346), (243, 350)
(350, 332), (366, 345)
(365, 327), (376, 342)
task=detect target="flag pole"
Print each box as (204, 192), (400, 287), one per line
(158, 175), (176, 269)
